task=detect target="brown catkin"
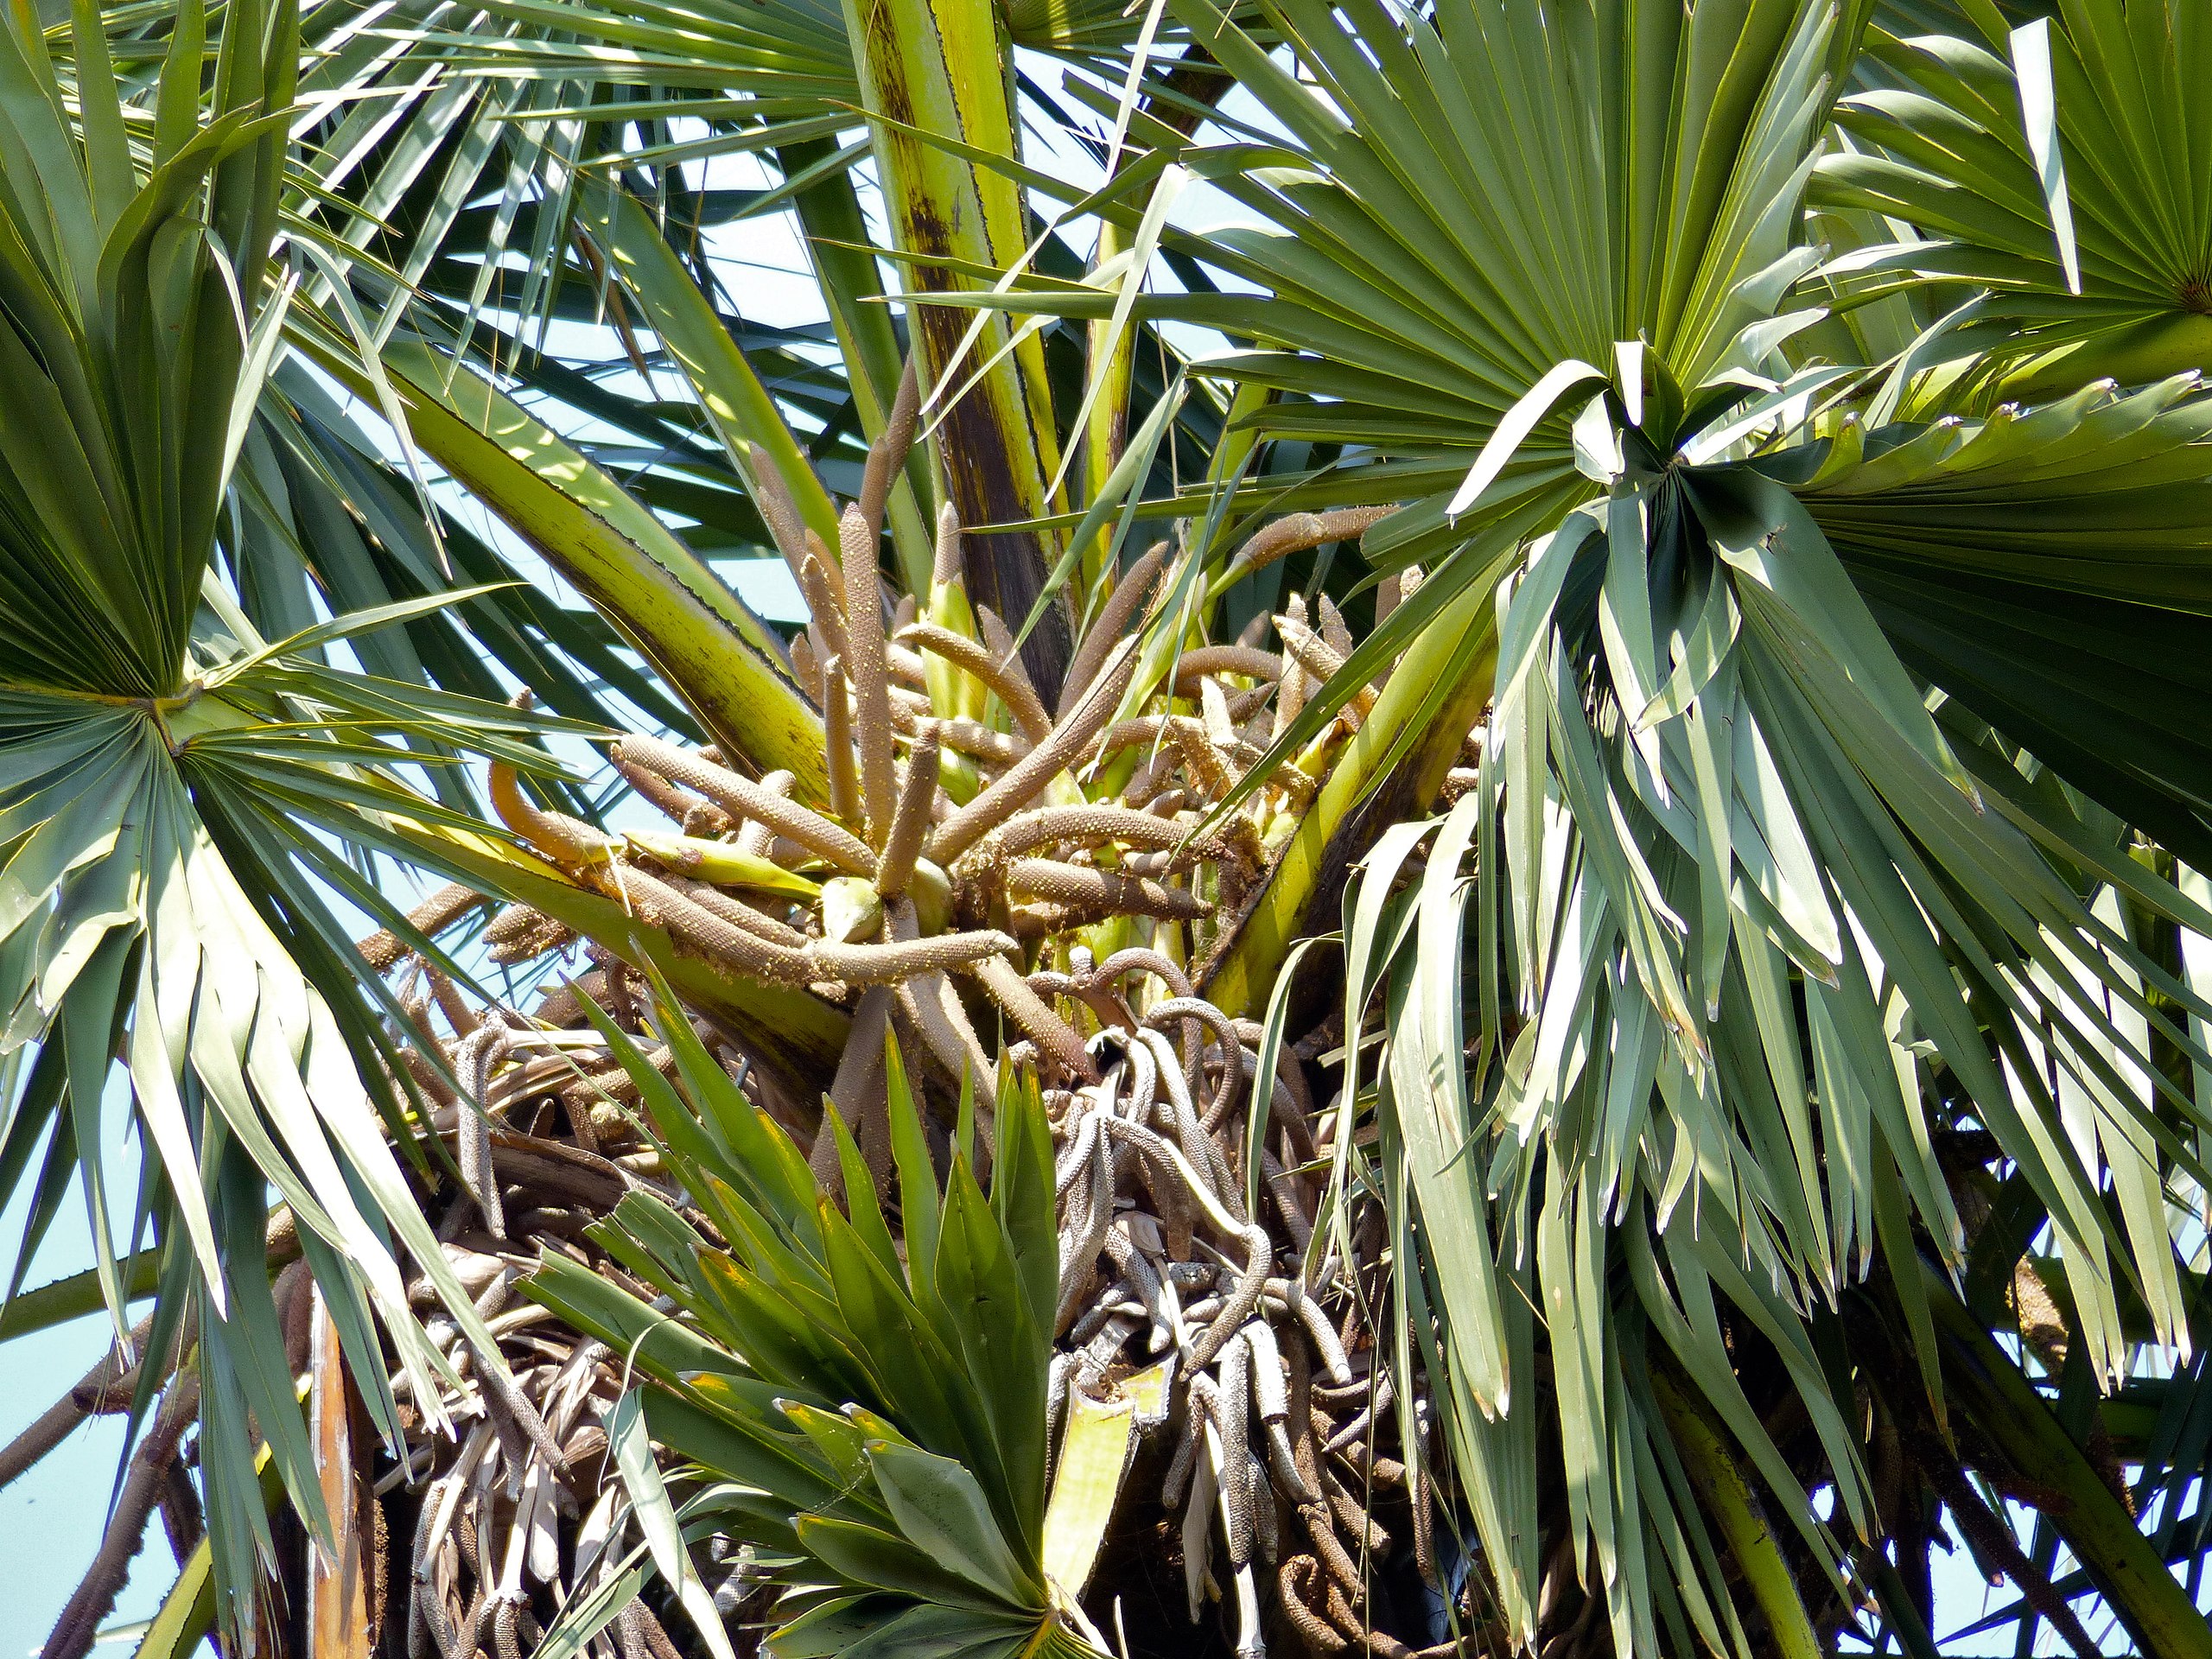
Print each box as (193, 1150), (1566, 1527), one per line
(817, 985), (896, 1191)
(1174, 645), (1282, 692)
(974, 804), (1224, 869)
(798, 543), (851, 670)
(857, 355), (920, 536)
(875, 727), (940, 901)
(838, 503), (898, 843)
(1275, 615), (1376, 721)
(734, 769), (795, 859)
(490, 763), (611, 868)
(620, 867), (814, 984)
(887, 640), (928, 685)
(483, 904), (552, 947)
(1007, 858), (1211, 920)
(1225, 505), (1393, 579)
(965, 953), (1099, 1084)
(662, 873), (811, 949)
(874, 901), (994, 1109)
(935, 718), (1027, 766)
(930, 636), (1141, 866)
(810, 928), (1018, 985)
(1058, 541), (1167, 721)
(742, 440), (812, 581)
(896, 621), (1052, 741)
(1097, 715), (1239, 798)
(612, 735), (874, 874)
(975, 605), (1051, 741)
(609, 751), (724, 832)
(359, 883), (485, 970)
(1317, 594), (1353, 659)
(932, 500), (965, 588)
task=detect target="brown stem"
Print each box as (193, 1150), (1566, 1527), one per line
(0, 1338), (142, 1492)
(1936, 1465), (2101, 1659)
(41, 1371), (202, 1659)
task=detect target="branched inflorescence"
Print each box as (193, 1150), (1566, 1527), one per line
(345, 404), (1431, 1658)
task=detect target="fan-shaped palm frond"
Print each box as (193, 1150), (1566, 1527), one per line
(1816, 0), (2212, 399)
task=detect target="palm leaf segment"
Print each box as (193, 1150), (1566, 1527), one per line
(1817, 0), (2212, 397)
(525, 998), (1101, 1659)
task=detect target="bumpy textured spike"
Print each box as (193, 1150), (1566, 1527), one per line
(838, 503), (898, 844)
(1275, 614), (1376, 723)
(483, 904), (553, 949)
(620, 866), (815, 984)
(359, 883), (485, 970)
(613, 735), (874, 875)
(455, 1029), (508, 1240)
(734, 769), (795, 860)
(810, 928), (1018, 985)
(741, 440), (812, 582)
(1145, 997), (1245, 1126)
(1316, 594), (1353, 661)
(966, 953), (1100, 1084)
(932, 717), (1027, 766)
(895, 970), (999, 1113)
(1057, 540), (1167, 721)
(858, 353), (920, 536)
(1272, 601), (1310, 743)
(887, 639), (928, 685)
(1008, 858), (1210, 922)
(883, 897), (1001, 1112)
(790, 630), (818, 700)
(930, 636), (1141, 866)
(875, 726), (940, 901)
(661, 873), (811, 950)
(975, 605), (1050, 741)
(967, 804), (1224, 875)
(1187, 1226), (1273, 1371)
(1224, 505), (1393, 579)
(1091, 946), (1196, 998)
(931, 499), (965, 588)
(609, 750), (724, 834)
(897, 620), (1052, 741)
(490, 762), (612, 868)
(798, 543), (851, 671)
(1217, 1334), (1255, 1567)
(1174, 645), (1282, 693)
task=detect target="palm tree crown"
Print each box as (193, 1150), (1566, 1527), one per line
(6, 2), (2212, 1657)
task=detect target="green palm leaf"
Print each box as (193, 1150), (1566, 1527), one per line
(524, 993), (1105, 1659)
